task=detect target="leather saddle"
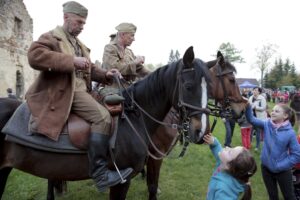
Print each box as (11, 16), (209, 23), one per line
(2, 92), (124, 154)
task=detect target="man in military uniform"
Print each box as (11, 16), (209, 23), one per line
(6, 88), (17, 99)
(102, 22), (150, 87)
(26, 1), (132, 192)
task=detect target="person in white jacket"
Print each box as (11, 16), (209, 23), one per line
(248, 87), (267, 151)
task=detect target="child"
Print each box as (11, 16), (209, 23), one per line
(245, 103), (300, 199)
(237, 114), (252, 150)
(203, 133), (257, 200)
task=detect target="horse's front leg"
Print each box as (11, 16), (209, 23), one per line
(109, 180), (131, 200)
(146, 158), (162, 200)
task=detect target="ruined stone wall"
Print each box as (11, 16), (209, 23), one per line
(0, 0), (36, 98)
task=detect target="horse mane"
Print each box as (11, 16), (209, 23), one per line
(123, 58), (210, 110)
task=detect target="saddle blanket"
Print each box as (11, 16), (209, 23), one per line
(1, 102), (86, 154)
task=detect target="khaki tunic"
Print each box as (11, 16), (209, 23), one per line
(26, 26), (110, 140)
(102, 40), (149, 84)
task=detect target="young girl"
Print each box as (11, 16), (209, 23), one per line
(245, 103), (300, 199)
(204, 133), (257, 200)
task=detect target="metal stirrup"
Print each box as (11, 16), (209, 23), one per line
(113, 161), (127, 184)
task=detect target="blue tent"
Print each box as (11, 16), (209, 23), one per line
(239, 81), (257, 88)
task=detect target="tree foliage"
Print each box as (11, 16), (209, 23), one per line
(264, 57), (300, 89)
(254, 43), (277, 87)
(168, 49), (180, 63)
(217, 42), (245, 63)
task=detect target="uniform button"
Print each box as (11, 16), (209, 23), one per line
(50, 106), (55, 111)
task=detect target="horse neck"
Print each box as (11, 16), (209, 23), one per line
(127, 63), (178, 121)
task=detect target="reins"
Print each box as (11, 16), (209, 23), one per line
(110, 61), (210, 160)
(111, 74), (181, 160)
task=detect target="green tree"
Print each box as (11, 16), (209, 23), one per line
(174, 50), (180, 61)
(168, 49), (180, 63)
(253, 43), (277, 87)
(217, 42), (245, 63)
(283, 58), (291, 76)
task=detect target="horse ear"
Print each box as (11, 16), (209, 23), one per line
(217, 51), (223, 58)
(183, 46), (194, 67)
(217, 51), (225, 66)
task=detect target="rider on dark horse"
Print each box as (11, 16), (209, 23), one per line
(102, 22), (150, 88)
(25, 1), (132, 192)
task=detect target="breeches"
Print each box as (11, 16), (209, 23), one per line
(72, 91), (111, 134)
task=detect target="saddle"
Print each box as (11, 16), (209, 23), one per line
(2, 91), (124, 154)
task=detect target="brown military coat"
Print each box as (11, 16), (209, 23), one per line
(26, 26), (109, 140)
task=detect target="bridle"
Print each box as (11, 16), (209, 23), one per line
(208, 59), (243, 119)
(114, 60), (210, 159)
(174, 60), (210, 120)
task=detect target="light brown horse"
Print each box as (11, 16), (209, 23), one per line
(145, 51), (248, 200)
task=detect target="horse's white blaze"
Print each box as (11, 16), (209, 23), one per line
(201, 77), (207, 136)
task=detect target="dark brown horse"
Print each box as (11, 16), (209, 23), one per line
(145, 51), (248, 200)
(0, 98), (22, 197)
(290, 93), (300, 134)
(0, 47), (211, 200)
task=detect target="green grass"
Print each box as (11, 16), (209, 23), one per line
(3, 103), (288, 199)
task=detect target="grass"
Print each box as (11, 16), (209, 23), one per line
(2, 102), (288, 199)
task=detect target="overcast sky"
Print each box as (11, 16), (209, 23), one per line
(23, 0), (300, 79)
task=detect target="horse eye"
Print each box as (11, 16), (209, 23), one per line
(184, 82), (193, 90)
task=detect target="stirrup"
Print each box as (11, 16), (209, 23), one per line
(113, 161), (127, 183)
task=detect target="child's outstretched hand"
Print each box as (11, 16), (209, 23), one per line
(203, 133), (214, 145)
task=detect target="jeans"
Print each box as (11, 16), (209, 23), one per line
(251, 126), (262, 149)
(261, 164), (296, 200)
(224, 118), (235, 147)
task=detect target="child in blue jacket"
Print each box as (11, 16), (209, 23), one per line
(245, 103), (300, 200)
(204, 133), (257, 200)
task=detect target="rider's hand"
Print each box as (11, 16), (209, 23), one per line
(74, 57), (90, 70)
(135, 56), (145, 65)
(106, 68), (123, 79)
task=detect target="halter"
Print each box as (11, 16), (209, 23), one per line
(174, 60), (211, 118)
(115, 60), (210, 160)
(208, 59), (243, 119)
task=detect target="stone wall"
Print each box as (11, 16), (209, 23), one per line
(0, 0), (36, 99)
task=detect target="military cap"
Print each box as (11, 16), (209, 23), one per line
(115, 23), (137, 33)
(63, 1), (88, 18)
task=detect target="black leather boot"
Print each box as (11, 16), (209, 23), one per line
(88, 133), (133, 192)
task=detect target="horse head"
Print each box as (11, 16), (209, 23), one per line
(172, 46), (211, 144)
(206, 51), (248, 119)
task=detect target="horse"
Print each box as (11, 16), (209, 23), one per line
(0, 98), (68, 200)
(144, 51), (248, 200)
(0, 46), (212, 200)
(0, 98), (22, 197)
(290, 93), (300, 133)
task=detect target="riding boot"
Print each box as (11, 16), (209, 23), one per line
(88, 133), (133, 192)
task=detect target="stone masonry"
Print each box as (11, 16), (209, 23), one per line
(0, 0), (36, 99)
